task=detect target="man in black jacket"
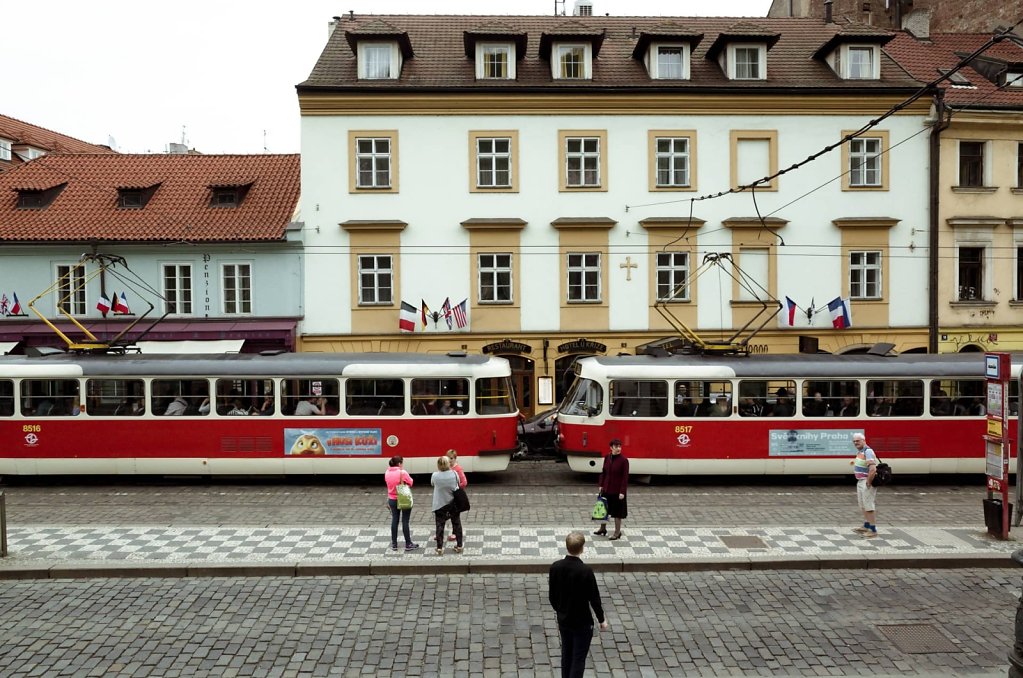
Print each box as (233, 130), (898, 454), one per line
(548, 531), (608, 677)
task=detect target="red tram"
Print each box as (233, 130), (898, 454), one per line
(0, 352), (519, 475)
(557, 353), (1020, 475)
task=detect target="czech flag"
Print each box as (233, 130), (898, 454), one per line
(784, 296), (797, 327)
(96, 294), (111, 316)
(827, 296), (853, 329)
(10, 292), (22, 316)
(399, 301), (417, 333)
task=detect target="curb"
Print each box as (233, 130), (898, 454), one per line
(0, 552), (1014, 581)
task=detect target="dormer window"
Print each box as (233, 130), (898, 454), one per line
(0, 139), (10, 162)
(209, 183), (251, 208)
(814, 33), (890, 81)
(116, 183), (159, 209)
(360, 43), (398, 79)
(478, 43), (514, 79)
(655, 45), (687, 79)
(1005, 70), (1023, 88)
(556, 44), (590, 79)
(15, 183), (66, 209)
(731, 44), (765, 80)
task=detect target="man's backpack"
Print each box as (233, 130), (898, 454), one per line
(872, 460), (892, 487)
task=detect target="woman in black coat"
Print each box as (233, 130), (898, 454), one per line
(594, 438), (629, 540)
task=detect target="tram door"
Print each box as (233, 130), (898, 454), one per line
(504, 355), (535, 416)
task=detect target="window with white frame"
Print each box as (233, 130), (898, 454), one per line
(1006, 71), (1023, 88)
(556, 45), (588, 79)
(958, 141), (985, 187)
(655, 45), (685, 79)
(222, 263), (252, 315)
(565, 136), (600, 187)
(655, 137), (690, 187)
(731, 45), (764, 80)
(737, 247), (768, 301)
(478, 43), (513, 79)
(24, 148), (45, 160)
(476, 137), (511, 188)
(0, 139), (10, 161)
(845, 46), (876, 79)
(849, 137), (882, 187)
(162, 263), (193, 315)
(359, 43), (396, 79)
(958, 247), (984, 301)
(656, 252), (690, 301)
(55, 264), (86, 316)
(478, 253), (512, 303)
(567, 253), (601, 302)
(849, 251), (882, 299)
(358, 255), (393, 305)
(355, 137), (392, 188)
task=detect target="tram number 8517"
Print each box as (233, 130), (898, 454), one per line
(674, 425), (693, 434)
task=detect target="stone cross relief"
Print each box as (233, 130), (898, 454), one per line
(619, 256), (638, 281)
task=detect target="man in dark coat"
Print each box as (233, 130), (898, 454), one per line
(594, 438), (629, 540)
(549, 531), (608, 678)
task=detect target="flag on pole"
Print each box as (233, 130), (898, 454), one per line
(827, 296), (853, 329)
(96, 294), (111, 316)
(784, 296), (797, 327)
(441, 297), (453, 330)
(9, 292), (22, 316)
(421, 299), (431, 329)
(452, 298), (468, 329)
(0, 294), (8, 316)
(399, 301), (417, 333)
(113, 291), (131, 314)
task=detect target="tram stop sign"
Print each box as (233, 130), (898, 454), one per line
(984, 353), (1011, 539)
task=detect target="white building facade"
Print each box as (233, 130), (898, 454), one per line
(298, 14), (931, 413)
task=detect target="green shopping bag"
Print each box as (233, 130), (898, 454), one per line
(591, 495), (608, 521)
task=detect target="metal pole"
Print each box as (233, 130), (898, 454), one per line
(0, 491), (6, 558)
(1009, 550), (1023, 677)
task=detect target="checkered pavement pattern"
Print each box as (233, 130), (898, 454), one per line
(0, 525), (1014, 565)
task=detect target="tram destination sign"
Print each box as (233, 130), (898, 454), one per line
(768, 429), (863, 457)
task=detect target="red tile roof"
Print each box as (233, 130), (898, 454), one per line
(300, 15), (921, 92)
(0, 114), (115, 170)
(884, 32), (1023, 108)
(0, 154), (300, 243)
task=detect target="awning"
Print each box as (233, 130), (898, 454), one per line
(135, 340), (245, 354)
(0, 341), (19, 355)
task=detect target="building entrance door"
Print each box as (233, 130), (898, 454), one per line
(505, 355), (535, 416)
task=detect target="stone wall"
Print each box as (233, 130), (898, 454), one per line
(768, 0), (1021, 33)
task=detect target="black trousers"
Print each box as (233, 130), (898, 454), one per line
(434, 506), (463, 547)
(558, 624), (594, 678)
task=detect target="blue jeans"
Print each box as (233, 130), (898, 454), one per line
(558, 624), (593, 678)
(388, 498), (412, 546)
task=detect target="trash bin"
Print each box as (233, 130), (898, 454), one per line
(984, 498), (1014, 535)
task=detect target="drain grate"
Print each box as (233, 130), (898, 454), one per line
(877, 624), (960, 654)
(719, 535), (767, 549)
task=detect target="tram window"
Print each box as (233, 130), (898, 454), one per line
(930, 378), (984, 416)
(674, 380), (732, 417)
(282, 378), (339, 416)
(476, 376), (515, 415)
(610, 380), (668, 418)
(152, 379), (211, 416)
(737, 380), (795, 417)
(86, 379), (145, 416)
(802, 380), (860, 417)
(411, 378), (469, 416)
(20, 379), (81, 416)
(214, 378), (274, 416)
(1011, 379), (1020, 417)
(0, 380), (13, 417)
(866, 379), (923, 417)
(346, 378), (404, 416)
(560, 377), (603, 417)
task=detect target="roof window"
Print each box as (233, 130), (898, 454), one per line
(15, 183), (66, 210)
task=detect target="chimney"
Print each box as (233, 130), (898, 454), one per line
(167, 143), (188, 155)
(903, 8), (931, 39)
(573, 0), (593, 16)
(328, 16), (341, 38)
(824, 0), (833, 23)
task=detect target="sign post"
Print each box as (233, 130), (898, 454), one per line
(984, 353), (1011, 539)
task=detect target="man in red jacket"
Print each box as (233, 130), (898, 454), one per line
(594, 438), (629, 540)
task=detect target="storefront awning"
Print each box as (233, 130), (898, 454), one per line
(135, 340), (245, 354)
(0, 341), (19, 355)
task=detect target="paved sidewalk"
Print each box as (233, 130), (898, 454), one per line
(1, 522), (1017, 579)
